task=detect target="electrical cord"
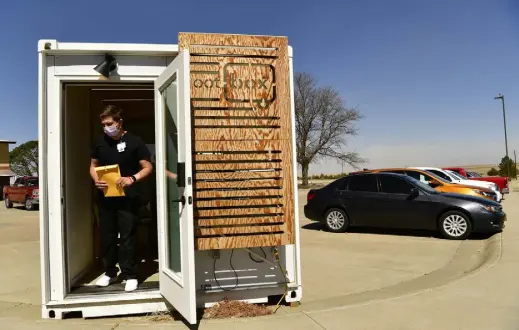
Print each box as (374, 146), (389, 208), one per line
(273, 247), (289, 313)
(248, 247), (267, 263)
(213, 249), (239, 292)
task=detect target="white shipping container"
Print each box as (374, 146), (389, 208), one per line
(37, 38), (302, 325)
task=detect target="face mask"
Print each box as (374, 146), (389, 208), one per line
(104, 124), (120, 137)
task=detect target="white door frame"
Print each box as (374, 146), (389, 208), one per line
(154, 49), (197, 325)
(46, 73), (168, 302)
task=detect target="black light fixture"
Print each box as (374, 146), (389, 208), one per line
(94, 54), (118, 77)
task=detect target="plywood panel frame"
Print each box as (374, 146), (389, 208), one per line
(179, 32), (294, 250)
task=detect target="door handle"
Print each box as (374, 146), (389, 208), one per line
(172, 196), (186, 205)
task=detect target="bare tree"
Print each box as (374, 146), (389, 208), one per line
(295, 72), (365, 186)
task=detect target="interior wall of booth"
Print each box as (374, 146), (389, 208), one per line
(63, 85), (94, 287)
(63, 84), (157, 289)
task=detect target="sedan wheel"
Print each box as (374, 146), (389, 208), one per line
(324, 208), (349, 233)
(439, 211), (472, 240)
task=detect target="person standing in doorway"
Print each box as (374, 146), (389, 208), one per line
(89, 105), (153, 292)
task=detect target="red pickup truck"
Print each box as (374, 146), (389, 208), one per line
(442, 167), (509, 194)
(2, 176), (39, 210)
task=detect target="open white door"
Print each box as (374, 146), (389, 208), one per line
(154, 49), (197, 324)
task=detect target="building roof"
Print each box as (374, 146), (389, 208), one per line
(0, 140), (16, 144)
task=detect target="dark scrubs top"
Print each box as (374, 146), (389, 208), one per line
(90, 132), (151, 199)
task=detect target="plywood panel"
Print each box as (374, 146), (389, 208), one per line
(195, 161), (282, 171)
(195, 170), (281, 180)
(196, 198), (283, 208)
(197, 217), (284, 227)
(196, 178), (282, 190)
(196, 225), (284, 236)
(196, 234), (287, 250)
(179, 32), (294, 250)
(195, 189), (283, 199)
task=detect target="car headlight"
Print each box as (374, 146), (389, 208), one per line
(478, 204), (501, 213)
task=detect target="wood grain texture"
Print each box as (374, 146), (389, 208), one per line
(196, 225), (284, 236)
(195, 207), (283, 218)
(197, 216), (284, 227)
(195, 140), (282, 152)
(195, 170), (281, 180)
(194, 117), (281, 127)
(179, 32), (294, 250)
(195, 234), (287, 250)
(195, 178), (282, 190)
(195, 152), (282, 162)
(196, 198), (283, 208)
(195, 161), (282, 171)
(195, 188), (283, 199)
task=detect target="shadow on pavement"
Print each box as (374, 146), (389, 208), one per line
(301, 222), (495, 241)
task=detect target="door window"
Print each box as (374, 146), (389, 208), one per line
(427, 170), (452, 182)
(348, 175), (378, 192)
(405, 171), (432, 185)
(163, 76), (182, 275)
(379, 175), (414, 194)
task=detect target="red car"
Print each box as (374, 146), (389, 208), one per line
(442, 167), (509, 194)
(2, 176), (39, 210)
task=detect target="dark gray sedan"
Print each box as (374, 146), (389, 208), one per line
(304, 172), (505, 240)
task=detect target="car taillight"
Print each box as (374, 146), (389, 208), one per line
(307, 191), (316, 201)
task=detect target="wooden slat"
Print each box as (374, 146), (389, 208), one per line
(195, 162), (282, 171)
(190, 56), (276, 65)
(195, 178), (282, 190)
(196, 234), (287, 250)
(193, 109), (280, 118)
(197, 217), (285, 227)
(195, 189), (282, 199)
(195, 140), (282, 153)
(196, 225), (284, 237)
(180, 32), (286, 49)
(180, 32), (294, 250)
(195, 170), (281, 180)
(194, 118), (280, 127)
(194, 127), (280, 141)
(195, 198), (283, 209)
(196, 207), (283, 218)
(189, 46), (278, 57)
(194, 152), (281, 162)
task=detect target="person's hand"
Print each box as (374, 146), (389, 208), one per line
(117, 177), (134, 188)
(166, 171), (177, 180)
(95, 180), (108, 190)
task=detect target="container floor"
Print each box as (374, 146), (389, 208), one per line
(69, 257), (159, 295)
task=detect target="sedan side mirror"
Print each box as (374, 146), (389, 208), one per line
(407, 188), (419, 200)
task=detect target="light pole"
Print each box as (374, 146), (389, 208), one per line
(494, 93), (510, 178)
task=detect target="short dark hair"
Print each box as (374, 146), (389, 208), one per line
(100, 104), (123, 122)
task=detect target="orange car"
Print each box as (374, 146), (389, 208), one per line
(360, 168), (497, 202)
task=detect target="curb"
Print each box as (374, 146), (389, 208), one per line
(297, 232), (502, 313)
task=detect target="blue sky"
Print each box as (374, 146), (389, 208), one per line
(1, 0), (518, 173)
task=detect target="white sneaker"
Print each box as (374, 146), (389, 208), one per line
(95, 275), (117, 287)
(125, 279), (138, 292)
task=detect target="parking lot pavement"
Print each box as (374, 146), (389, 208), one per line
(0, 190), (487, 328)
(296, 189), (462, 303)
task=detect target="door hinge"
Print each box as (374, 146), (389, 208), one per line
(188, 196), (192, 205)
(188, 177), (192, 185)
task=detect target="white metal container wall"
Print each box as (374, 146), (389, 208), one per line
(38, 40), (302, 320)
